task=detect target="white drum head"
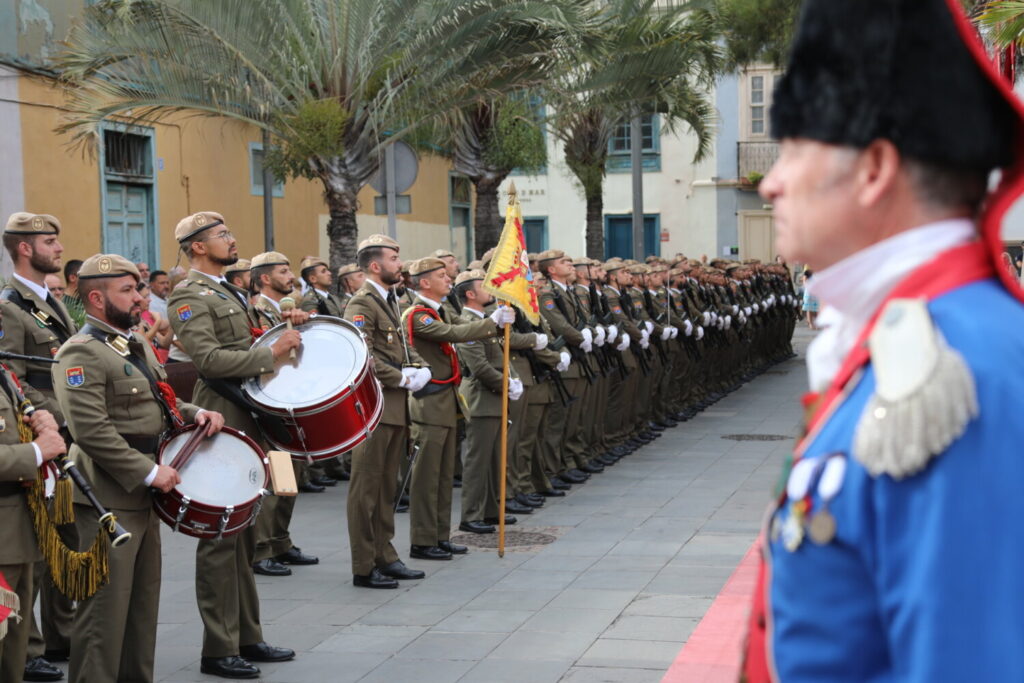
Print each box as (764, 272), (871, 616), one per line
(244, 317), (368, 410)
(162, 431), (266, 506)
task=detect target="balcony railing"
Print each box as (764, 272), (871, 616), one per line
(738, 141), (780, 180)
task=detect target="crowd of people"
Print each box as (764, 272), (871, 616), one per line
(0, 209), (800, 682)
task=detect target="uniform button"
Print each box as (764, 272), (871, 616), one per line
(259, 367), (266, 373)
(229, 308), (235, 313)
(131, 387), (138, 394)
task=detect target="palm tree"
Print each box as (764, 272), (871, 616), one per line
(548, 0), (720, 258)
(55, 0), (588, 267)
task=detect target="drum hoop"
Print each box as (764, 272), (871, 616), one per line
(243, 315), (370, 410)
(264, 391), (384, 459)
(158, 423), (270, 490)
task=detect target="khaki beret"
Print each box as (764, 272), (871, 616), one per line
(572, 257), (592, 267)
(357, 234), (400, 254)
(604, 261), (625, 272)
(527, 253), (538, 262)
(409, 257), (446, 276)
(668, 268), (682, 278)
(250, 251), (290, 269)
(454, 269), (486, 286)
(627, 264), (649, 275)
(536, 249), (565, 264)
(337, 263), (361, 278)
(650, 264), (668, 273)
(480, 248), (495, 268)
(467, 259), (484, 271)
(77, 253), (140, 282)
(5, 212), (60, 235)
(431, 249), (455, 259)
(175, 211), (224, 242)
(299, 256), (328, 274)
(623, 259), (639, 266)
(225, 258), (251, 274)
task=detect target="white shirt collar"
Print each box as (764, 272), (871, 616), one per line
(367, 279), (390, 300)
(13, 272), (50, 302)
(552, 279), (569, 291)
(259, 294), (282, 312)
(416, 294), (442, 310)
(190, 268), (227, 285)
(314, 288), (330, 298)
(85, 314), (131, 339)
(607, 285), (621, 295)
(805, 218), (976, 391)
(465, 307), (485, 318)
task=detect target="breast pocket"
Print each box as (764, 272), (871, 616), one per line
(112, 377), (152, 421)
(212, 305), (248, 341)
(31, 326), (59, 354)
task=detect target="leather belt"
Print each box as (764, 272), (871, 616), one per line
(26, 371), (53, 391)
(120, 433), (160, 455)
(412, 382), (450, 399)
(0, 481), (24, 496)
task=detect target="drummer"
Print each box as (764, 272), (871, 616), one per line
(53, 254), (224, 683)
(168, 213), (300, 680)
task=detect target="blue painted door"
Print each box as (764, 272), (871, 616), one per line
(105, 183), (152, 264)
(522, 218), (547, 253)
(605, 215), (659, 259)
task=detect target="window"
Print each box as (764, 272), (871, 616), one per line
(104, 131), (151, 177)
(249, 142), (284, 197)
(607, 115), (661, 173)
(449, 174), (473, 264)
(522, 217), (548, 253)
(751, 75), (765, 135)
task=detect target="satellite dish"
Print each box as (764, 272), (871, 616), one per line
(369, 141), (419, 194)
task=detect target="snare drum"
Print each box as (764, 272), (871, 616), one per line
(242, 316), (383, 460)
(153, 425), (269, 540)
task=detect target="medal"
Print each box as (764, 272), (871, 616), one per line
(783, 498), (808, 552)
(387, 332), (394, 344)
(807, 454), (847, 546)
(808, 508), (837, 544)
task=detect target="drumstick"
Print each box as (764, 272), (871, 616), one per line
(168, 427), (208, 472)
(280, 296), (297, 362)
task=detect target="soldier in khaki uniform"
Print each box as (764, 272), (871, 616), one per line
(224, 258), (253, 294)
(168, 212), (297, 680)
(335, 263), (363, 316)
(54, 254), (224, 683)
(453, 270), (539, 533)
(250, 252), (321, 574)
(0, 213), (76, 680)
(402, 257), (515, 559)
(342, 235), (428, 588)
(0, 331), (65, 683)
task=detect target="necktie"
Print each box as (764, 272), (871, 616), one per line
(437, 305), (447, 322)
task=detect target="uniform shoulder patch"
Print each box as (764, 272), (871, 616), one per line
(352, 314), (365, 327)
(176, 305), (193, 322)
(419, 314), (434, 325)
(612, 305), (622, 314)
(544, 300), (555, 310)
(65, 367), (85, 387)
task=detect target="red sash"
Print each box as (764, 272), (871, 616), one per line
(405, 306), (462, 386)
(741, 240), (995, 682)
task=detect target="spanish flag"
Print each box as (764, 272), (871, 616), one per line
(483, 182), (540, 325)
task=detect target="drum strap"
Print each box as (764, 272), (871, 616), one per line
(200, 376), (292, 445)
(79, 324), (184, 428)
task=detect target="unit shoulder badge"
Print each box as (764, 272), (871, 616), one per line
(852, 298), (978, 479)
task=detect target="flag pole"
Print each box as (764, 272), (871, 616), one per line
(498, 304), (511, 558)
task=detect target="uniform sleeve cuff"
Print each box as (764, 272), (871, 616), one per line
(144, 464), (159, 487)
(33, 442), (42, 467)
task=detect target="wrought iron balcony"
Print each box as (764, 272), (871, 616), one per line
(737, 141), (780, 181)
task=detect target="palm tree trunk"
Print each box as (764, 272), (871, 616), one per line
(585, 184), (604, 259)
(324, 187), (360, 269)
(473, 174), (506, 258)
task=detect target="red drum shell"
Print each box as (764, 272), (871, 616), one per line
(153, 425), (269, 540)
(242, 316), (383, 460)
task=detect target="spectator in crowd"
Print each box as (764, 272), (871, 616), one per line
(44, 273), (65, 300)
(801, 269), (819, 329)
(148, 269), (169, 318)
(62, 258), (86, 327)
(136, 280), (172, 363)
(135, 261), (150, 283)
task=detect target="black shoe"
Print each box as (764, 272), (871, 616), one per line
(298, 481), (325, 493)
(459, 520), (495, 534)
(200, 656), (260, 679)
(239, 642), (295, 663)
(23, 657), (63, 682)
(505, 500), (532, 515)
(452, 477), (463, 488)
(560, 470), (585, 484)
(43, 649), (70, 663)
(336, 470), (351, 481)
(252, 558), (291, 576)
(378, 560), (425, 580)
(353, 567), (399, 589)
(550, 477), (571, 490)
(597, 454), (617, 466)
(566, 468), (591, 481)
(484, 515), (518, 525)
(524, 493), (546, 506)
(648, 422), (666, 431)
(312, 475), (338, 487)
(610, 445), (629, 457)
(410, 544), (452, 560)
(515, 493), (543, 508)
(276, 546), (319, 565)
(539, 488), (566, 498)
(439, 540), (468, 554)
(579, 461), (604, 474)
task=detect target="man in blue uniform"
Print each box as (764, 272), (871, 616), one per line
(744, 1), (1024, 680)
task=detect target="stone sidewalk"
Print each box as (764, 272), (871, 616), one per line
(48, 329), (813, 682)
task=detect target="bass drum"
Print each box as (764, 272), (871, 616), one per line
(153, 425), (269, 540)
(242, 315), (383, 460)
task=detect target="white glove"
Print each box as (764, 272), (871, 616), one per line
(556, 351), (571, 373)
(683, 319), (693, 336)
(644, 320), (654, 335)
(403, 367), (432, 392)
(400, 367), (418, 389)
(738, 312), (747, 325)
(533, 333), (548, 351)
(660, 327), (672, 341)
(580, 328), (593, 354)
(752, 303), (760, 314)
(489, 306), (515, 327)
(606, 324), (618, 344)
(732, 305), (739, 315)
(745, 306), (752, 316)
(701, 311), (711, 326)
(695, 325), (704, 340)
(508, 378), (524, 401)
(615, 334), (630, 351)
(711, 312), (719, 324)
(725, 315), (732, 330)
(668, 326), (679, 339)
(640, 329), (650, 349)
(594, 326), (606, 347)
(716, 318), (724, 330)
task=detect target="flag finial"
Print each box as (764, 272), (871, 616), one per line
(507, 181), (518, 204)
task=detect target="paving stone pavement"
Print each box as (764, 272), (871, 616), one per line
(42, 329), (814, 682)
